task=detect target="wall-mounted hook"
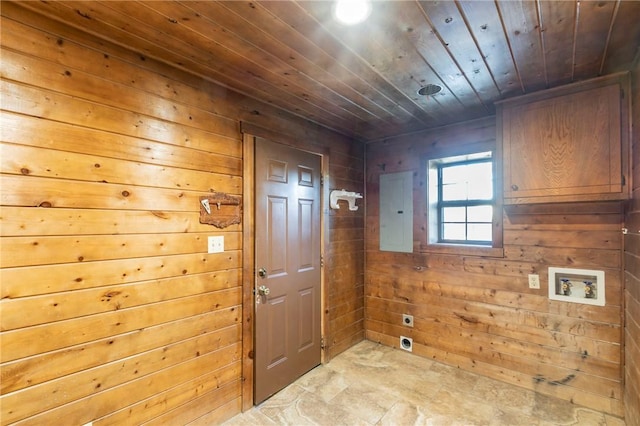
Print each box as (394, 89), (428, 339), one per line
(330, 189), (363, 211)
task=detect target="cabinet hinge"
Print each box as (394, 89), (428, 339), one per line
(320, 255), (324, 268)
(320, 175), (325, 186)
(320, 335), (325, 349)
(622, 174), (626, 186)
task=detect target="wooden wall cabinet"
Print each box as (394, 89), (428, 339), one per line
(498, 73), (630, 204)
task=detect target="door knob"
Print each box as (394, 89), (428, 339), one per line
(258, 285), (270, 296)
(258, 267), (267, 278)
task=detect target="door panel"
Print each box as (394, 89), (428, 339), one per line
(298, 199), (314, 270)
(267, 196), (287, 275)
(266, 295), (287, 368)
(254, 138), (322, 404)
(298, 288), (314, 349)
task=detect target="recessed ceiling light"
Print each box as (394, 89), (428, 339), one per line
(333, 0), (372, 25)
(418, 84), (442, 96)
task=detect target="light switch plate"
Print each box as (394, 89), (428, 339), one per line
(528, 274), (540, 289)
(208, 236), (224, 253)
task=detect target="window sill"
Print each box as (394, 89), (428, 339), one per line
(420, 243), (504, 258)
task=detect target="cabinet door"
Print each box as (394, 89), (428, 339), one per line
(502, 84), (622, 203)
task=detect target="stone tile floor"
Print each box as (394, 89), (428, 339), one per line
(223, 340), (626, 425)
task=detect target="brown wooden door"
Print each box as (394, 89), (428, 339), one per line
(254, 138), (322, 404)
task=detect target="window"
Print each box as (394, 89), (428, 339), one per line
(427, 151), (495, 247)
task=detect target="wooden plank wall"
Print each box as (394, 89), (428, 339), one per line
(623, 60), (640, 426)
(0, 3), (363, 425)
(365, 117), (625, 416)
(324, 151), (366, 358)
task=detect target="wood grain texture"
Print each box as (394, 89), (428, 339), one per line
(623, 60), (640, 426)
(1, 0), (637, 423)
(500, 75), (628, 204)
(366, 117), (625, 416)
(0, 4), (364, 424)
(8, 0), (638, 141)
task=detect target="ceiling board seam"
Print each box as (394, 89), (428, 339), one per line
(416, 1), (492, 115)
(453, 0), (503, 99)
(188, 1), (389, 123)
(212, 1), (393, 122)
(231, 1), (413, 122)
(534, 0), (549, 88)
(599, 0), (621, 76)
(283, 0), (438, 129)
(493, 0), (526, 94)
(571, 1), (580, 82)
(146, 2), (371, 125)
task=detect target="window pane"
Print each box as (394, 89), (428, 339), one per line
(466, 162), (492, 182)
(467, 162), (492, 200)
(441, 161), (492, 201)
(468, 179), (493, 200)
(443, 223), (465, 240)
(443, 207), (466, 222)
(442, 183), (467, 201)
(441, 164), (466, 185)
(467, 205), (492, 222)
(467, 223), (492, 241)
(431, 152), (495, 246)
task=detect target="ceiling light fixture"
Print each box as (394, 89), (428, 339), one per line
(418, 84), (442, 96)
(333, 0), (372, 25)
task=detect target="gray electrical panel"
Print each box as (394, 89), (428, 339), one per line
(379, 171), (413, 252)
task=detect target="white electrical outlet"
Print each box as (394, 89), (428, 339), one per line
(528, 274), (540, 289)
(208, 236), (224, 253)
(402, 314), (414, 327)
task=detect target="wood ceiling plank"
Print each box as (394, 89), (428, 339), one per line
(573, 0), (617, 80)
(10, 0), (637, 141)
(496, 0), (547, 93)
(112, 1), (363, 132)
(149, 1), (381, 125)
(457, 1), (524, 100)
(417, 0), (501, 109)
(537, 0), (576, 87)
(2, 1), (336, 144)
(295, 1), (454, 126)
(354, 1), (477, 121)
(601, 1), (640, 74)
(380, 1), (488, 120)
(31, 0), (360, 137)
(260, 0), (437, 131)
(190, 1), (403, 124)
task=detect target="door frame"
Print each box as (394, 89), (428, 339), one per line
(241, 130), (328, 410)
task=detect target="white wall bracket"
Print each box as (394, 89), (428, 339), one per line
(330, 189), (363, 211)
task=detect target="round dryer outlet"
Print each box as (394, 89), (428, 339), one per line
(400, 336), (413, 352)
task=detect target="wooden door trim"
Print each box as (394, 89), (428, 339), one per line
(241, 132), (255, 411)
(241, 130), (328, 411)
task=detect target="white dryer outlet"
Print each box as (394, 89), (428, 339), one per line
(400, 336), (413, 352)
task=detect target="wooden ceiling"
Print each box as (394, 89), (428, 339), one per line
(15, 1), (640, 141)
